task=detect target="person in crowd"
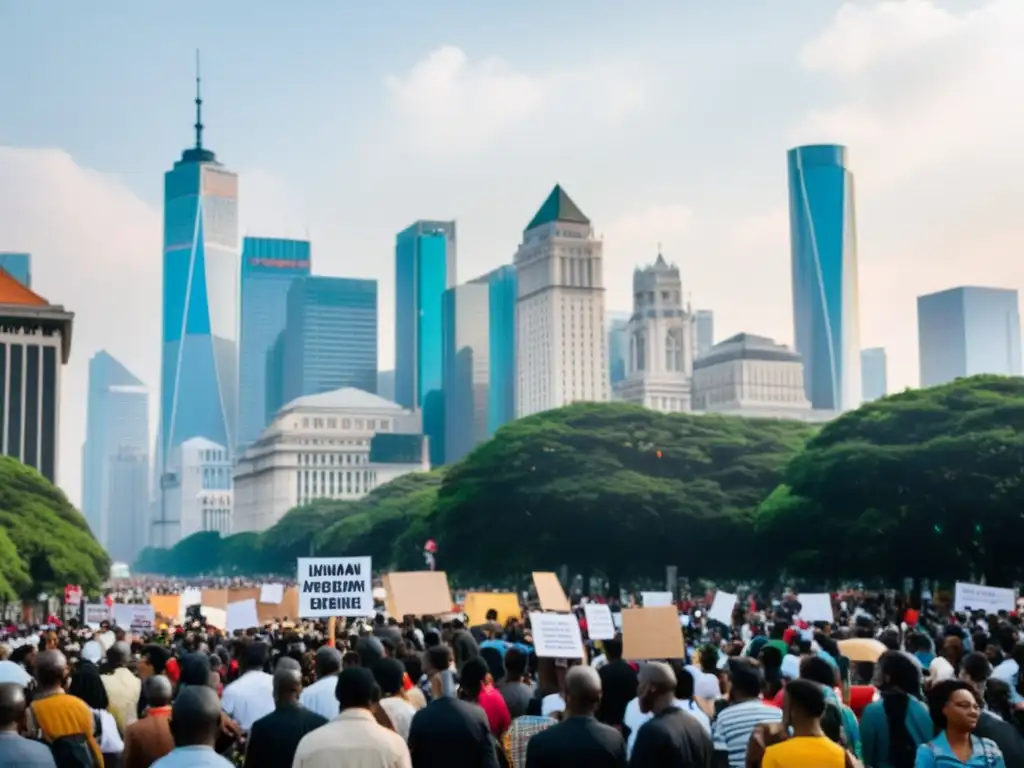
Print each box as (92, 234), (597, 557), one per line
(292, 666), (410, 768)
(68, 653), (124, 767)
(629, 661), (713, 767)
(860, 650), (932, 768)
(0, 681), (57, 767)
(596, 638), (638, 731)
(103, 643), (141, 735)
(298, 646), (343, 721)
(799, 655), (861, 759)
(221, 641), (273, 733)
(136, 646), (172, 719)
(761, 679), (861, 768)
(622, 666), (710, 759)
(525, 666), (625, 768)
(400, 655), (428, 711)
(959, 651), (1024, 762)
(26, 650), (104, 767)
(711, 659), (782, 768)
(461, 657), (511, 739)
(497, 648), (534, 720)
(374, 658), (418, 742)
(691, 645), (724, 701)
(151, 686), (232, 768)
(447, 619), (482, 675)
(243, 663), (326, 768)
(123, 675), (175, 768)
(503, 713), (557, 768)
(917, 679), (1006, 767)
(991, 642), (1024, 706)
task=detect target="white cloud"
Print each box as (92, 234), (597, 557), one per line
(384, 46), (648, 155)
(239, 169), (310, 243)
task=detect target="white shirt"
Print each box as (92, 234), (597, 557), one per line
(623, 697), (711, 758)
(379, 696), (416, 742)
(541, 693), (566, 717)
(93, 708), (124, 754)
(685, 665), (722, 700)
(221, 670), (274, 731)
(299, 674), (341, 721)
(292, 708), (410, 768)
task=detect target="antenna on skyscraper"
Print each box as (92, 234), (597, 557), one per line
(194, 49), (204, 150)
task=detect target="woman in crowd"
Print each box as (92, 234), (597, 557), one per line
(916, 679), (1005, 767)
(860, 650), (932, 768)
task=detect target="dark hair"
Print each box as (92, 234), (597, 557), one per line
(603, 638), (623, 661)
(486, 609), (499, 621)
(984, 678), (1013, 722)
(961, 652), (991, 685)
(927, 679), (980, 735)
(728, 658), (764, 698)
(402, 654), (423, 683)
(878, 651), (922, 696)
(700, 645), (719, 673)
(141, 644), (171, 675)
(800, 656), (837, 688)
(425, 645), (452, 674)
(786, 678), (827, 718)
(504, 647), (527, 677)
(243, 642), (269, 671)
(675, 666), (695, 700)
(68, 666), (109, 710)
(372, 658), (407, 697)
(336, 666), (380, 710)
(341, 651), (361, 668)
(460, 657), (490, 697)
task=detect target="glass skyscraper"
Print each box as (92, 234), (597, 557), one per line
(238, 238), (310, 450)
(0, 253), (31, 287)
(279, 276), (378, 406)
(788, 144), (861, 411)
(694, 309), (714, 358)
(607, 312), (630, 389)
(483, 265), (516, 435)
(395, 220), (456, 467)
(443, 282), (490, 464)
(918, 286), (1022, 387)
(860, 347), (888, 401)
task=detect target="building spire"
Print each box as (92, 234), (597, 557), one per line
(194, 49), (204, 151)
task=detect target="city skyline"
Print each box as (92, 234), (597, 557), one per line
(2, 0), (1024, 505)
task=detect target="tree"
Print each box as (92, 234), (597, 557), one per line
(0, 457), (110, 597)
(755, 375), (1024, 584)
(260, 499), (359, 567)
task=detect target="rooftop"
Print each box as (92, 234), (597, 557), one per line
(281, 387), (405, 414)
(525, 184), (590, 232)
(0, 270), (75, 362)
(694, 332), (802, 371)
(0, 268), (48, 306)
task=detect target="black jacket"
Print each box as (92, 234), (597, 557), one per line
(525, 715), (626, 768)
(409, 697), (500, 768)
(243, 703), (328, 768)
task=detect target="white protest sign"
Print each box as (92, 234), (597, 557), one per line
(112, 604), (154, 634)
(612, 612), (623, 629)
(529, 611), (584, 659)
(203, 606), (226, 630)
(583, 603), (616, 640)
(797, 593), (835, 623)
(226, 599), (259, 633)
(84, 604), (110, 628)
(708, 591), (738, 626)
(297, 557), (373, 618)
(641, 591), (673, 607)
(954, 582), (1015, 614)
(180, 588), (202, 607)
(259, 583), (284, 604)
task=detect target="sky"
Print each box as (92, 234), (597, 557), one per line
(1, 0), (1023, 507)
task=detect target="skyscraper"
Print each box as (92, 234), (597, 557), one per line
(82, 351), (149, 562)
(694, 309), (714, 358)
(395, 220), (456, 467)
(607, 312), (630, 392)
(279, 277), (378, 407)
(238, 237), (310, 451)
(443, 282), (490, 464)
(860, 347), (888, 401)
(156, 62), (239, 548)
(0, 253), (31, 287)
(918, 286), (1022, 387)
(377, 370), (395, 402)
(788, 144), (861, 411)
(515, 185), (608, 416)
(481, 265), (517, 435)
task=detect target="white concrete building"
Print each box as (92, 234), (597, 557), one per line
(515, 185), (608, 417)
(691, 333), (836, 422)
(232, 387), (429, 533)
(159, 437), (233, 545)
(615, 254), (693, 413)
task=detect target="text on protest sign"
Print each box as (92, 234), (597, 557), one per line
(529, 611), (584, 659)
(112, 604), (154, 634)
(298, 557), (373, 617)
(954, 581), (1015, 615)
(84, 604), (110, 627)
(583, 603), (616, 641)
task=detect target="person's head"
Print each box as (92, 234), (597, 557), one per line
(314, 646), (343, 679)
(424, 644), (452, 676)
(907, 634), (932, 655)
(674, 665), (696, 701)
(336, 666), (380, 712)
(139, 644), (171, 680)
(564, 666), (602, 716)
(242, 642), (269, 672)
(143, 675), (173, 709)
(504, 647), (527, 680)
(372, 658), (406, 698)
(273, 664), (303, 707)
(169, 686), (223, 748)
(603, 638), (623, 662)
(107, 642), (131, 670)
(178, 652), (212, 690)
(356, 636), (385, 668)
(800, 655), (839, 688)
(727, 658), (764, 702)
(983, 677), (1014, 720)
(459, 657), (490, 702)
(928, 679), (981, 735)
(699, 644), (719, 674)
(34, 650), (67, 690)
(69, 663), (109, 709)
(485, 609), (499, 622)
(341, 651), (360, 669)
(637, 662), (677, 715)
(783, 678), (827, 730)
(941, 634), (964, 663)
(959, 652), (991, 688)
(0, 683), (27, 732)
(878, 650), (922, 696)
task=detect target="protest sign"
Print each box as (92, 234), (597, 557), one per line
(797, 593), (835, 624)
(708, 591), (738, 626)
(464, 592), (520, 627)
(226, 599), (259, 633)
(298, 557), (373, 618)
(84, 604), (110, 628)
(622, 606), (686, 660)
(112, 604), (154, 634)
(260, 583), (284, 604)
(954, 581), (1015, 614)
(383, 571), (452, 617)
(641, 591), (673, 608)
(532, 572), (571, 612)
(180, 587), (202, 608)
(529, 611), (584, 659)
(583, 603), (616, 640)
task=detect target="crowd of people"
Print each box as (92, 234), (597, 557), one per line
(0, 585), (1021, 767)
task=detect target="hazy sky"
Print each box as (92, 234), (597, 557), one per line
(1, 0), (1022, 507)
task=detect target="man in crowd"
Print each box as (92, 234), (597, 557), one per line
(629, 662), (713, 767)
(711, 659), (781, 768)
(596, 638), (638, 730)
(244, 664), (327, 768)
(25, 650), (104, 766)
(123, 675), (175, 768)
(104, 641), (141, 733)
(0, 682), (57, 767)
(221, 642), (274, 732)
(153, 686), (233, 767)
(299, 646), (343, 721)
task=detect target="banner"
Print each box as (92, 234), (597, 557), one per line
(297, 557), (373, 618)
(84, 604), (110, 627)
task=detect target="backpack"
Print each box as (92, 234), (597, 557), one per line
(30, 706), (99, 768)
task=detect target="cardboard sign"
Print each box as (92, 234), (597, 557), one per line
(532, 572), (571, 612)
(383, 571), (452, 618)
(84, 604), (110, 628)
(464, 592), (521, 627)
(583, 603), (616, 640)
(621, 606), (685, 660)
(954, 582), (1015, 614)
(150, 594), (181, 624)
(112, 604), (154, 634)
(298, 557), (373, 618)
(708, 591), (738, 626)
(529, 611), (584, 659)
(201, 588), (229, 610)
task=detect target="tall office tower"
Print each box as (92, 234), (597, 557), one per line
(237, 238), (311, 451)
(614, 254), (693, 413)
(480, 265), (517, 435)
(788, 144), (862, 411)
(860, 347), (888, 401)
(918, 286), (1022, 387)
(0, 253), (31, 287)
(82, 351), (149, 560)
(156, 64), (239, 548)
(277, 277), (378, 408)
(607, 312), (630, 393)
(442, 282), (490, 464)
(515, 185), (608, 417)
(694, 309), (714, 358)
(0, 271), (73, 484)
(395, 220), (456, 466)
(377, 370), (395, 402)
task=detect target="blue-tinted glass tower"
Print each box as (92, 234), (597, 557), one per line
(279, 277), (378, 406)
(918, 286), (1022, 387)
(395, 221), (456, 467)
(860, 347), (888, 401)
(443, 282), (490, 464)
(238, 238), (310, 450)
(156, 63), (239, 548)
(788, 144), (861, 411)
(0, 253), (31, 287)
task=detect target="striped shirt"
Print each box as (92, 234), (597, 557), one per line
(712, 699), (783, 768)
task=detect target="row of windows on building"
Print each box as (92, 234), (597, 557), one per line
(647, 396), (688, 412)
(299, 452), (369, 467)
(299, 416), (391, 431)
(297, 469), (375, 505)
(201, 507), (231, 534)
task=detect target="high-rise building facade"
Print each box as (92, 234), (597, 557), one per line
(918, 286), (1022, 387)
(0, 253), (31, 287)
(515, 185), (608, 416)
(443, 282), (490, 464)
(481, 265), (517, 435)
(157, 76), (239, 547)
(161, 437), (233, 543)
(395, 220), (456, 466)
(82, 351), (149, 561)
(694, 309), (714, 358)
(788, 144), (861, 411)
(607, 312), (630, 393)
(0, 271), (73, 484)
(860, 347), (888, 401)
(377, 370), (395, 402)
(615, 255), (693, 413)
(238, 238), (310, 451)
(279, 277), (378, 407)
